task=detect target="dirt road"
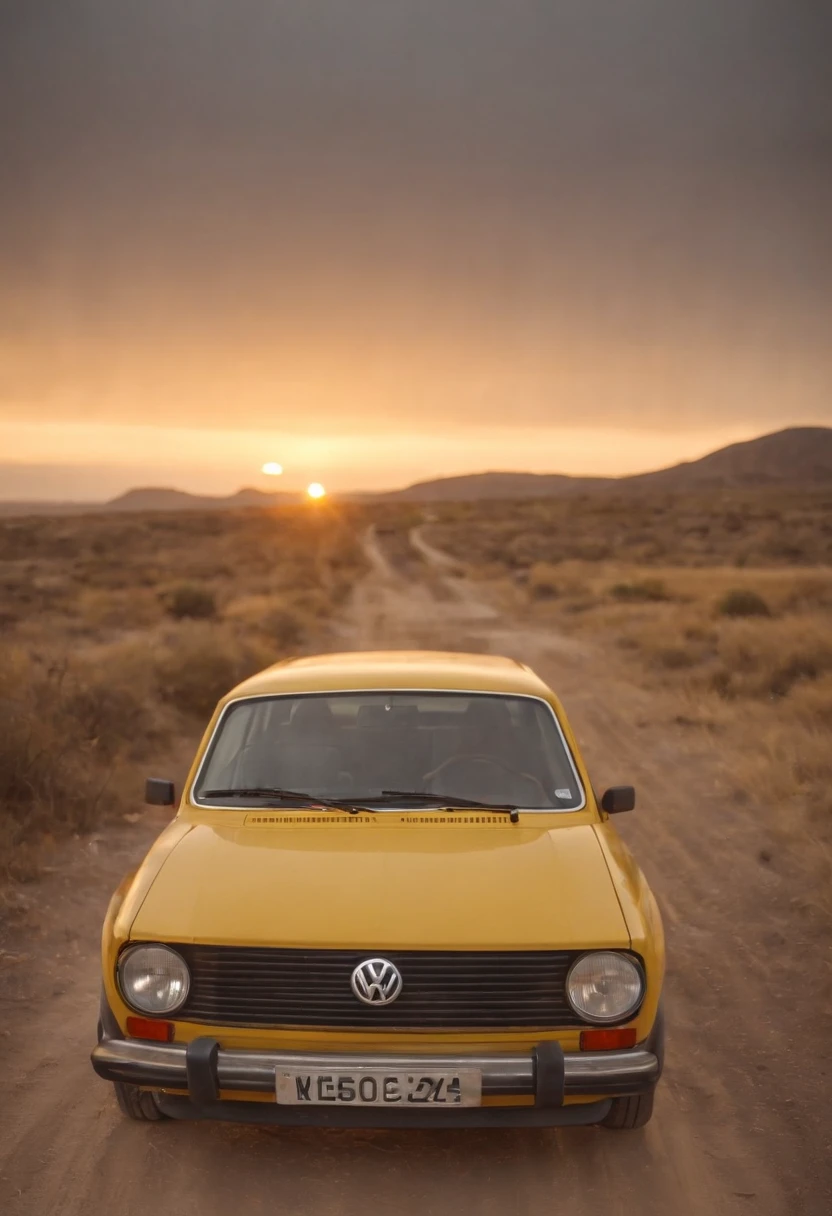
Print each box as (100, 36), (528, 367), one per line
(1, 527), (829, 1216)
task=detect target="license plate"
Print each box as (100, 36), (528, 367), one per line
(275, 1068), (482, 1107)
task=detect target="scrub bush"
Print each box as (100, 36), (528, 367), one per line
(716, 589), (771, 618)
(165, 582), (217, 620)
(154, 626), (271, 719)
(528, 563), (559, 600)
(609, 578), (669, 602)
(261, 604), (307, 650)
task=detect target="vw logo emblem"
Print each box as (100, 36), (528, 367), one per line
(350, 957), (403, 1006)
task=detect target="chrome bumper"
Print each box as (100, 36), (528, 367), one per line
(92, 1037), (659, 1100)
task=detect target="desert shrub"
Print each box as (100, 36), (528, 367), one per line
(709, 668), (734, 699)
(506, 535), (540, 568)
(683, 624), (718, 645)
(768, 646), (832, 698)
(716, 589), (771, 618)
(164, 582), (217, 620)
(75, 587), (163, 631)
(609, 578), (669, 603)
(653, 646), (698, 670)
(528, 563), (559, 600)
(708, 622), (832, 701)
(261, 605), (307, 650)
(612, 611), (714, 674)
(62, 678), (152, 759)
(789, 673), (832, 725)
(154, 626), (271, 719)
(0, 650), (136, 868)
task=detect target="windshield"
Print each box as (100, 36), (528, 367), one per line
(193, 691), (585, 811)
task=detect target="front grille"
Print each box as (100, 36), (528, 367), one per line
(174, 945), (584, 1029)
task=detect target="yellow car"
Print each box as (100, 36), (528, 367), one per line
(92, 650), (665, 1130)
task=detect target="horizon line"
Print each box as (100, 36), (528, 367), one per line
(0, 422), (828, 505)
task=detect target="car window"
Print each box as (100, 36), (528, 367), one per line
(198, 700), (260, 785)
(193, 691), (585, 810)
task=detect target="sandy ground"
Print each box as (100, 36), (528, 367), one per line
(1, 526), (829, 1216)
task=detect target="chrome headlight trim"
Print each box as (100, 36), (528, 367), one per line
(565, 951), (645, 1025)
(117, 943), (191, 1016)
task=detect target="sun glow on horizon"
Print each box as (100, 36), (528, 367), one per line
(0, 419), (778, 500)
(306, 481), (326, 499)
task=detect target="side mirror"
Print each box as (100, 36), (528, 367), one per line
(145, 778), (176, 807)
(601, 786), (635, 815)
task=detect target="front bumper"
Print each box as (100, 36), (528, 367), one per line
(91, 1037), (660, 1127)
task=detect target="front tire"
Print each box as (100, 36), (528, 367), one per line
(113, 1081), (168, 1121)
(600, 1088), (654, 1129)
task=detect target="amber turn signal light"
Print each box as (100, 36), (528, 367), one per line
(125, 1016), (174, 1042)
(579, 1027), (637, 1051)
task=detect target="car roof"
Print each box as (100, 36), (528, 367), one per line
(222, 650), (554, 703)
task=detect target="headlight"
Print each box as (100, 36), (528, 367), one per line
(118, 944), (190, 1015)
(566, 951), (644, 1024)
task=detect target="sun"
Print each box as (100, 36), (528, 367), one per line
(261, 462), (283, 476)
(306, 482), (326, 500)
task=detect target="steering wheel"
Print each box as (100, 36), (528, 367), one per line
(424, 754), (549, 803)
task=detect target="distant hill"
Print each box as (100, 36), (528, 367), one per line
(106, 486), (301, 511)
(385, 471), (611, 501)
(624, 427), (832, 491)
(384, 427), (832, 501)
(0, 485), (301, 517)
(1, 427), (829, 517)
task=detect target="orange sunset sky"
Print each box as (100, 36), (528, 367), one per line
(1, 2), (830, 499)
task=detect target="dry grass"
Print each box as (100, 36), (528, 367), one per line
(0, 643), (160, 879)
(428, 487), (832, 570)
(0, 504), (366, 879)
(427, 488), (832, 903)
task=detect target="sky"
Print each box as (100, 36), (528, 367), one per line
(1, 1), (831, 498)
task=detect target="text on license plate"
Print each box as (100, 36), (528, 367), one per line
(275, 1068), (482, 1107)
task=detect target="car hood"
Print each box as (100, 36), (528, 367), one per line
(129, 819), (629, 950)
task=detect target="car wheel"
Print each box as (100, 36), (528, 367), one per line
(600, 1088), (654, 1129)
(113, 1081), (168, 1121)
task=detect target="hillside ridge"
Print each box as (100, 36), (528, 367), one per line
(1, 426), (829, 516)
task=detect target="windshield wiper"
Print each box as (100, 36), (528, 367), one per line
(356, 790), (521, 823)
(198, 787), (369, 815)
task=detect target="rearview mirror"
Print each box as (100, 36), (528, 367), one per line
(145, 778), (176, 806)
(601, 786), (635, 815)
